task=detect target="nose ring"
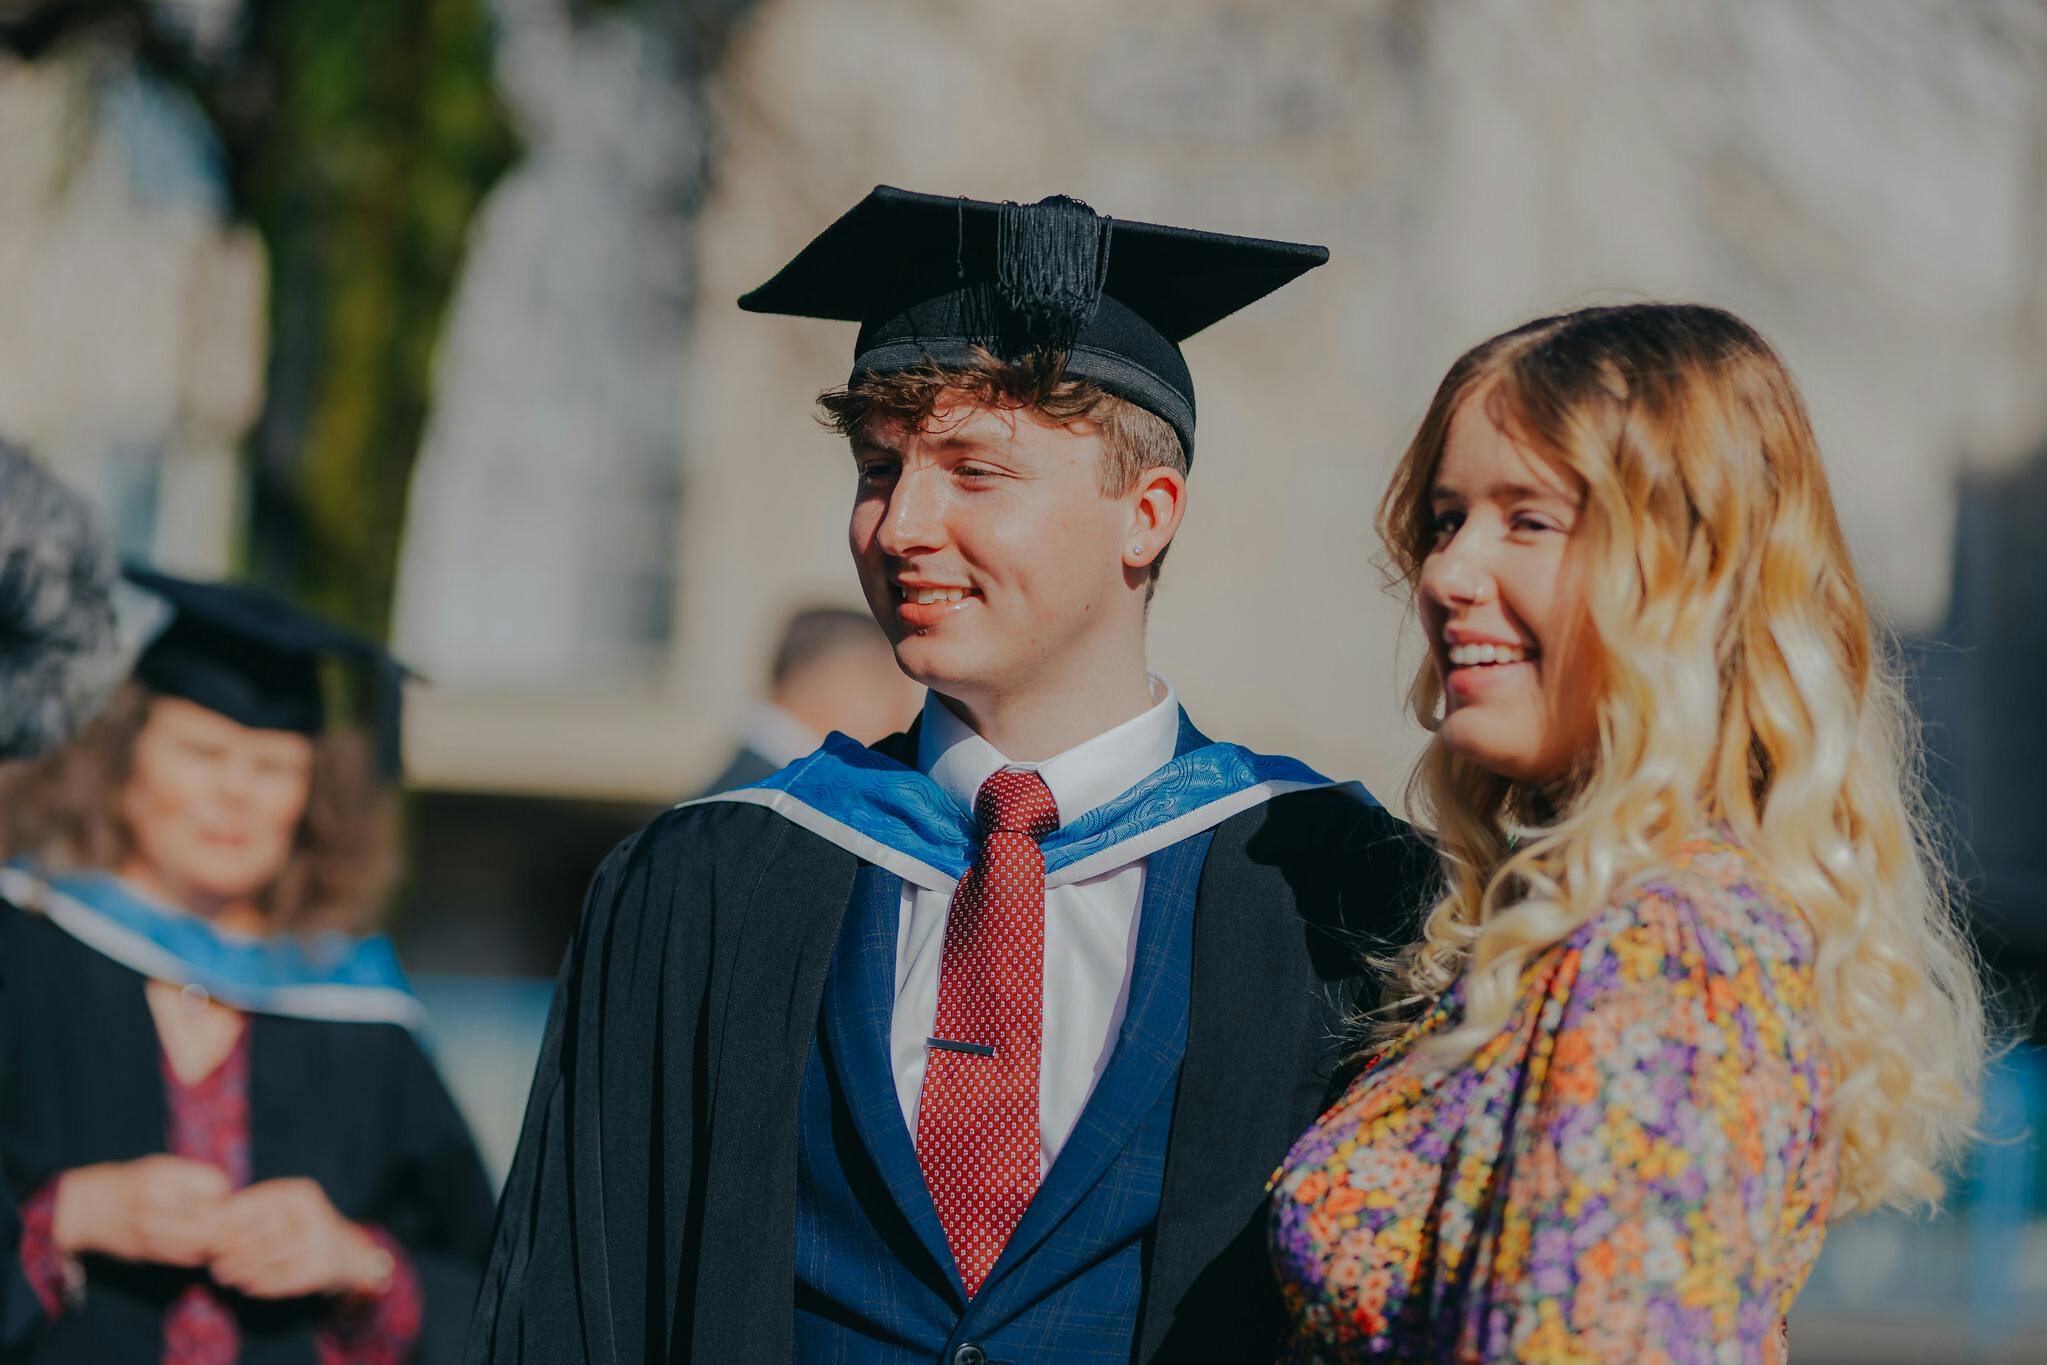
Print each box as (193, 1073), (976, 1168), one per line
(1440, 563), (1491, 605)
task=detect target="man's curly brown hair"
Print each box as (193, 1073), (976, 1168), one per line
(817, 351), (1189, 589)
(0, 683), (398, 937)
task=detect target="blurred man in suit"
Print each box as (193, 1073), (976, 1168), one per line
(695, 605), (919, 796)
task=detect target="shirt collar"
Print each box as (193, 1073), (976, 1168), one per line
(916, 677), (1181, 829)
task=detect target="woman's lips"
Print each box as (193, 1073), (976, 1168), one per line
(1444, 657), (1534, 700)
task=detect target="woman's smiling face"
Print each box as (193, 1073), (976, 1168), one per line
(1417, 392), (1599, 788)
(118, 696), (314, 911)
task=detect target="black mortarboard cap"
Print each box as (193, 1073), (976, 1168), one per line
(123, 567), (413, 779)
(738, 185), (1330, 458)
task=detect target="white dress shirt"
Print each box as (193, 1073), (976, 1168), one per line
(890, 679), (1182, 1174)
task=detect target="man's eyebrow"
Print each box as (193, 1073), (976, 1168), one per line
(851, 425), (1005, 457)
(928, 430), (998, 452)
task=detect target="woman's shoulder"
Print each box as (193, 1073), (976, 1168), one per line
(0, 889), (137, 984)
(1575, 829), (1815, 979)
(1553, 830), (1821, 1069)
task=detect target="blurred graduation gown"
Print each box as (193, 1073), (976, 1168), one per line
(468, 721), (1431, 1363)
(0, 570), (495, 1362)
(0, 877), (498, 1365)
(0, 916), (44, 1365)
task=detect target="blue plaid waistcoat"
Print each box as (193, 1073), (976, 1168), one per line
(793, 833), (1208, 1363)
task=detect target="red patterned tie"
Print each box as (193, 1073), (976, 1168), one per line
(915, 768), (1059, 1298)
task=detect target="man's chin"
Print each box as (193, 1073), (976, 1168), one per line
(890, 638), (986, 699)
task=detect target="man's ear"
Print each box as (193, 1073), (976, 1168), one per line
(1122, 466), (1188, 570)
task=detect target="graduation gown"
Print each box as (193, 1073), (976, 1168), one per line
(690, 745), (779, 800)
(0, 1192), (34, 1365)
(0, 904), (46, 1363)
(469, 726), (1433, 1363)
(0, 901), (497, 1364)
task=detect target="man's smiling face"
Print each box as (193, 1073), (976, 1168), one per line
(847, 392), (1139, 708)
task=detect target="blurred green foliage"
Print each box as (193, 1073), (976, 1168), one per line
(1, 0), (518, 642)
(240, 1), (517, 640)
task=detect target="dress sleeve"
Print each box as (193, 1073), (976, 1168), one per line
(1475, 879), (1831, 1363)
(315, 1225), (424, 1365)
(13, 1178), (72, 1321)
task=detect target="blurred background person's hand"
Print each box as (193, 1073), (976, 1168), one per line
(206, 1178), (397, 1303)
(48, 1156), (230, 1272)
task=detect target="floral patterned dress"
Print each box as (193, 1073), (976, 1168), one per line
(1269, 832), (1834, 1363)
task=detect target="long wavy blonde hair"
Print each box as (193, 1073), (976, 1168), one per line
(1374, 303), (1985, 1216)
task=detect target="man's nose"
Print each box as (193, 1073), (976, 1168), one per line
(875, 465), (946, 556)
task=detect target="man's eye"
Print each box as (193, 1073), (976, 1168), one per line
(955, 464), (999, 481)
(856, 463), (897, 484)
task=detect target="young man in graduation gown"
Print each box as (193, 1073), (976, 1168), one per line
(468, 188), (1432, 1364)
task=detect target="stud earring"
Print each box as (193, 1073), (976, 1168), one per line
(1131, 544), (1144, 556)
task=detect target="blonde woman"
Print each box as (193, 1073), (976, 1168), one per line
(1269, 303), (1986, 1362)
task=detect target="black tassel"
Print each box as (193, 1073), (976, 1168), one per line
(971, 195), (1114, 358)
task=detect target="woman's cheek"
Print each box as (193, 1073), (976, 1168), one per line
(129, 785), (189, 859)
(254, 790), (305, 858)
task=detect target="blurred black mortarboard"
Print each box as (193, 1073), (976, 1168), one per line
(124, 567), (413, 779)
(738, 185), (1330, 458)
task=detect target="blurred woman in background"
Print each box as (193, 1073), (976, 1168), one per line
(0, 569), (494, 1364)
(1269, 304), (1987, 1361)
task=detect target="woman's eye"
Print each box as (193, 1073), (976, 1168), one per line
(856, 463), (896, 486)
(955, 464), (999, 481)
(1427, 511), (1463, 545)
